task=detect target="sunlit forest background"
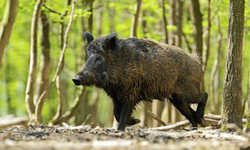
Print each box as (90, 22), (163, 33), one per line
(0, 0), (249, 128)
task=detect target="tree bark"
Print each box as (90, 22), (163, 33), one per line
(189, 0), (203, 62)
(130, 0), (142, 37)
(34, 10), (51, 111)
(222, 0), (244, 127)
(108, 0), (115, 33)
(176, 0), (183, 48)
(190, 0), (204, 92)
(0, 0), (18, 72)
(5, 51), (14, 114)
(161, 0), (168, 44)
(25, 0), (45, 119)
(202, 0), (211, 80)
(168, 0), (176, 45)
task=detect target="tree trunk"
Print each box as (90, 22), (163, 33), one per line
(190, 0), (203, 92)
(140, 101), (153, 127)
(25, 0), (45, 119)
(176, 0), (183, 48)
(189, 0), (203, 58)
(108, 0), (115, 33)
(168, 0), (176, 45)
(33, 10), (51, 121)
(210, 15), (222, 115)
(130, 0), (142, 37)
(222, 0), (244, 127)
(161, 0), (168, 44)
(54, 0), (72, 124)
(141, 9), (147, 38)
(0, 0), (18, 72)
(5, 51), (14, 114)
(202, 0), (211, 93)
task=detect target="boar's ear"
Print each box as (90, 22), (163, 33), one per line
(102, 33), (117, 51)
(83, 31), (94, 45)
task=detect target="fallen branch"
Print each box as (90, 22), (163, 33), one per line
(149, 120), (190, 131)
(204, 114), (247, 124)
(0, 115), (28, 129)
(149, 118), (220, 131)
(204, 114), (222, 120)
(147, 111), (166, 126)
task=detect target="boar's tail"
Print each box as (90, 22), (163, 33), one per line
(189, 53), (202, 66)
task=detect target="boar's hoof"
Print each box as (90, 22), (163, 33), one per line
(195, 111), (203, 124)
(126, 117), (140, 125)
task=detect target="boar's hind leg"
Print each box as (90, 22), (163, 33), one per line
(195, 92), (208, 124)
(170, 94), (197, 129)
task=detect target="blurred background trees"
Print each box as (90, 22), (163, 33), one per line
(0, 0), (249, 128)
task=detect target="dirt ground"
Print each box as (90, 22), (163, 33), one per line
(1, 124), (250, 150)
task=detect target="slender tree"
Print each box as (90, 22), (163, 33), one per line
(54, 0), (72, 125)
(0, 0), (18, 72)
(162, 0), (168, 44)
(222, 0), (244, 127)
(25, 0), (45, 119)
(130, 0), (142, 37)
(190, 0), (204, 92)
(203, 0), (211, 78)
(189, 0), (203, 61)
(168, 0), (176, 46)
(33, 10), (51, 120)
(176, 0), (183, 48)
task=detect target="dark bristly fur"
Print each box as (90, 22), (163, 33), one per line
(72, 32), (208, 131)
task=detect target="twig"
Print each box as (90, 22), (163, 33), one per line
(43, 4), (61, 15)
(147, 111), (167, 126)
(82, 114), (91, 125)
(35, 0), (76, 124)
(149, 120), (190, 131)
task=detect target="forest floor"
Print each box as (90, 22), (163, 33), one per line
(1, 123), (250, 150)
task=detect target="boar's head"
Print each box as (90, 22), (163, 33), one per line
(72, 31), (117, 87)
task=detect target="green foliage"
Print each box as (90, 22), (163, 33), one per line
(221, 124), (229, 132)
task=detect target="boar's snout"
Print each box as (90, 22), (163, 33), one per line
(72, 74), (83, 86)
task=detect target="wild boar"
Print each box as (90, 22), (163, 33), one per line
(72, 31), (208, 131)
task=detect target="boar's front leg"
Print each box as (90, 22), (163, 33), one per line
(195, 92), (208, 124)
(117, 102), (132, 131)
(170, 94), (198, 129)
(116, 101), (140, 131)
